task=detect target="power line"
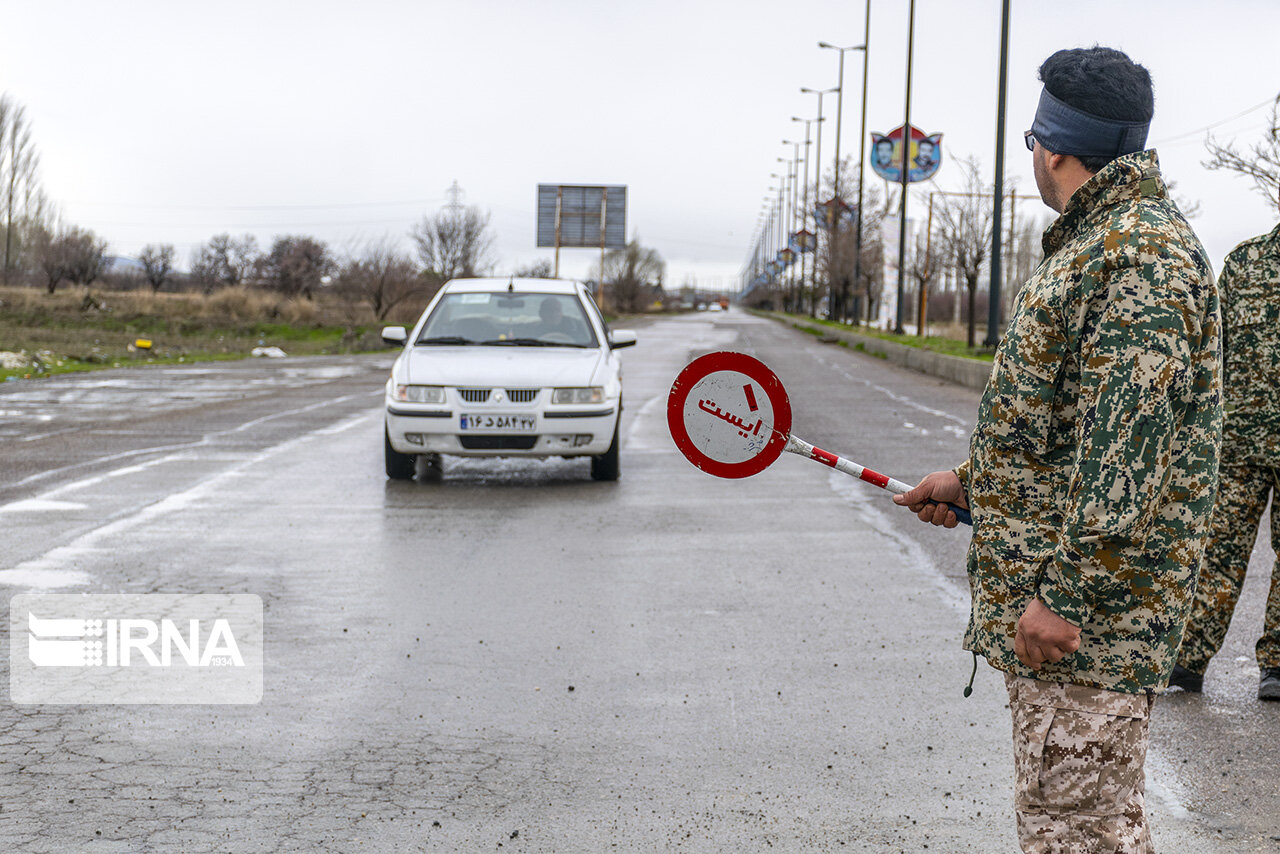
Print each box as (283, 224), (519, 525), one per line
(62, 197), (445, 212)
(1154, 95), (1276, 145)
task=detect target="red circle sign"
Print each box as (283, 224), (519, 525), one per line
(667, 351), (792, 479)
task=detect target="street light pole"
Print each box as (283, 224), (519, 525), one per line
(818, 41), (867, 322)
(791, 118), (816, 317)
(894, 0), (917, 335)
(855, 3), (872, 323)
(986, 0), (1011, 348)
(782, 140), (806, 312)
(801, 85), (838, 318)
(818, 42), (867, 197)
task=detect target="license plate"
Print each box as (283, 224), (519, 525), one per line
(459, 413), (536, 431)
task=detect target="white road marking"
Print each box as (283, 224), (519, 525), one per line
(808, 351), (969, 426)
(5, 391), (379, 491)
(0, 403), (383, 590)
(0, 498), (88, 513)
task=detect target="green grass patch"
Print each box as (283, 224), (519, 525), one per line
(781, 312), (994, 362)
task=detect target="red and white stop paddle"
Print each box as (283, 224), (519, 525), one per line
(667, 351), (971, 526)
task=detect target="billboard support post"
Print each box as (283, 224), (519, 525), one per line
(537, 184), (627, 307)
(600, 187), (608, 311)
(554, 187), (563, 278)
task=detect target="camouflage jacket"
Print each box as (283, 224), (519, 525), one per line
(1219, 223), (1280, 463)
(956, 150), (1222, 693)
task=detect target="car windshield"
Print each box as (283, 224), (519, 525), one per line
(416, 292), (597, 348)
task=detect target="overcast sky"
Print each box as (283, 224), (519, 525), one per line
(2, 0), (1278, 291)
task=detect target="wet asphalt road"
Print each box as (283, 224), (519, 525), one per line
(1, 309), (1277, 852)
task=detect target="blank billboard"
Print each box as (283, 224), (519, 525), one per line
(537, 184), (627, 249)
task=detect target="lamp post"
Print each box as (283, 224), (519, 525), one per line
(817, 41), (867, 202)
(791, 116), (817, 317)
(818, 41), (867, 322)
(894, 0), (917, 335)
(801, 85), (838, 317)
(986, 0), (1011, 347)
(781, 140), (805, 312)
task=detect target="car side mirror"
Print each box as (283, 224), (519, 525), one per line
(381, 326), (407, 346)
(609, 330), (637, 350)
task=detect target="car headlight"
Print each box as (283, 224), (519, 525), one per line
(551, 387), (604, 404)
(392, 384), (446, 404)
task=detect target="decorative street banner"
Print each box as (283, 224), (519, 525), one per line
(790, 229), (816, 253)
(776, 247), (796, 266)
(815, 197), (854, 230)
(869, 124), (943, 183)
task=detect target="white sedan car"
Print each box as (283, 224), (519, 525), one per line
(381, 277), (636, 481)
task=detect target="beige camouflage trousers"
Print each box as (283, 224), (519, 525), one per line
(1177, 462), (1280, 672)
(1005, 673), (1156, 853)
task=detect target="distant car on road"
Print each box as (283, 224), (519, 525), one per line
(381, 277), (636, 482)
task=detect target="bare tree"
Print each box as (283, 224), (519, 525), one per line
(1007, 212), (1050, 317)
(34, 225), (69, 294)
(336, 237), (421, 320)
(189, 245), (222, 295)
(937, 157), (996, 347)
(410, 185), (494, 280)
(262, 235), (331, 299)
(513, 259), (555, 278)
(827, 182), (885, 324)
(209, 233), (259, 286)
(1, 93), (46, 285)
(188, 233), (258, 294)
(62, 226), (109, 287)
(1204, 94), (1280, 214)
(908, 221), (943, 336)
(819, 159), (859, 322)
(139, 243), (176, 294)
(595, 240), (665, 314)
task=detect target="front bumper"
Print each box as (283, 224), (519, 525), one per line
(385, 406), (618, 457)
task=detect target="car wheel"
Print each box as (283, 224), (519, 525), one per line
(590, 421), (621, 482)
(385, 427), (416, 480)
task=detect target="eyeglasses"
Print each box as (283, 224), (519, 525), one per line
(1023, 130), (1036, 151)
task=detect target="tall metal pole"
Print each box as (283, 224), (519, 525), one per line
(793, 118), (814, 319)
(854, 2), (871, 323)
(894, 0), (916, 334)
(599, 187), (608, 311)
(834, 52), (846, 199)
(802, 86), (835, 318)
(554, 188), (563, 279)
(986, 0), (1011, 348)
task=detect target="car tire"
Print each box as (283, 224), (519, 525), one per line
(590, 421), (621, 482)
(385, 427), (416, 480)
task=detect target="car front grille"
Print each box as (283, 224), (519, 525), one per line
(457, 388), (490, 403)
(458, 435), (538, 450)
(505, 388), (539, 403)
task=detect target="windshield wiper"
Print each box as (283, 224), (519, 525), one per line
(416, 336), (475, 346)
(479, 338), (588, 348)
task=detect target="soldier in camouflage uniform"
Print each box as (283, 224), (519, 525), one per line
(1171, 215), (1280, 701)
(895, 47), (1221, 852)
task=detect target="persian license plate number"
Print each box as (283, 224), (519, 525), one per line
(459, 413), (536, 431)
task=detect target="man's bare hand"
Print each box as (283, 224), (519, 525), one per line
(892, 470), (969, 528)
(1015, 599), (1082, 669)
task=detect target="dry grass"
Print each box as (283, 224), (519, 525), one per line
(0, 284), (392, 380)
